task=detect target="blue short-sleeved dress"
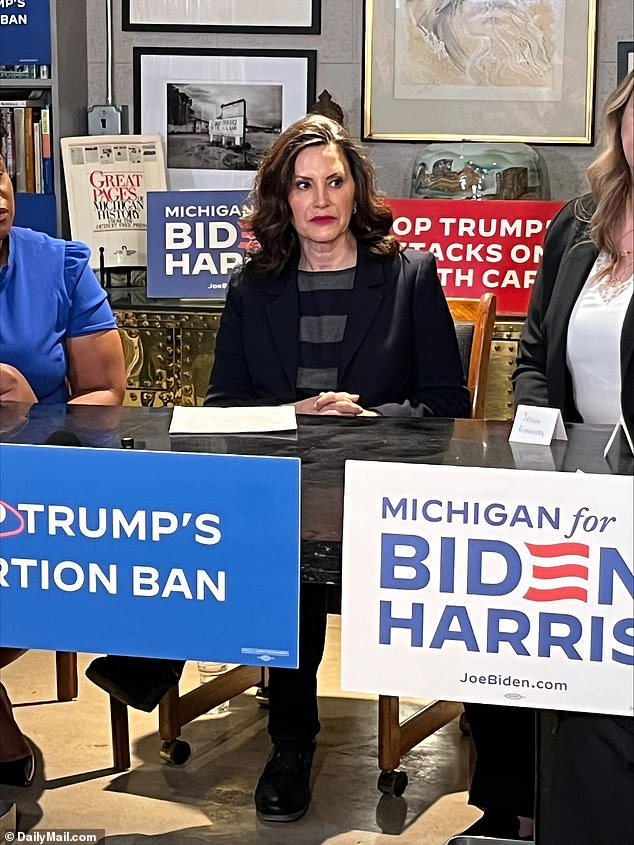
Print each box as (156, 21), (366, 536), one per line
(0, 227), (117, 403)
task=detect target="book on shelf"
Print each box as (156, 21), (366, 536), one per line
(0, 108), (16, 178)
(0, 102), (53, 195)
(0, 64), (50, 79)
(0, 64), (39, 79)
(23, 106), (35, 193)
(33, 121), (42, 194)
(61, 135), (167, 269)
(40, 106), (53, 193)
(13, 106), (26, 192)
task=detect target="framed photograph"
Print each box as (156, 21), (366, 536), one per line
(134, 48), (317, 191)
(617, 42), (634, 84)
(123, 0), (321, 34)
(363, 0), (597, 143)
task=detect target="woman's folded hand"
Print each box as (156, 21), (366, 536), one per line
(293, 391), (378, 416)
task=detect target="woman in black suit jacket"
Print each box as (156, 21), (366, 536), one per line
(206, 247), (469, 418)
(462, 71), (633, 845)
(84, 116), (469, 807)
(514, 197), (634, 428)
(206, 113), (469, 823)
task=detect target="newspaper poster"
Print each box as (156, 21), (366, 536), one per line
(61, 135), (167, 269)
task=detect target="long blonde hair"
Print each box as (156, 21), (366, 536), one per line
(582, 70), (633, 279)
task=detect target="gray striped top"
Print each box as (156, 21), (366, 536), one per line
(296, 266), (356, 398)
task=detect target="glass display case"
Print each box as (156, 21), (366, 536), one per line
(411, 142), (548, 201)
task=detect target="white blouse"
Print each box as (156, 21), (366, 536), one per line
(566, 254), (633, 424)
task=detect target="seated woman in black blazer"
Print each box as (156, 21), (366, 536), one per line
(205, 113), (470, 822)
(461, 70), (634, 845)
(87, 113), (469, 821)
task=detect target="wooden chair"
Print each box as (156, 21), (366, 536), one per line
(56, 651), (261, 770)
(105, 665), (263, 770)
(55, 653), (132, 771)
(55, 652), (78, 701)
(448, 293), (497, 419)
(55, 652), (132, 770)
(376, 292), (497, 796)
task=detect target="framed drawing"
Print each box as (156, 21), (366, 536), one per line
(363, 0), (597, 143)
(133, 48), (317, 191)
(617, 42), (634, 83)
(123, 0), (321, 34)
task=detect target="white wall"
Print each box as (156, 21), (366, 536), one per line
(86, 0), (633, 201)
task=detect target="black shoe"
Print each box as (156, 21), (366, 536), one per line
(85, 656), (185, 712)
(254, 742), (315, 822)
(0, 745), (35, 788)
(462, 810), (533, 841)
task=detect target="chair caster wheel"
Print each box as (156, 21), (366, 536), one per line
(459, 712), (471, 736)
(377, 769), (408, 797)
(160, 739), (191, 765)
(254, 685), (269, 708)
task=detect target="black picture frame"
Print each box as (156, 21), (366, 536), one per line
(133, 47), (317, 190)
(617, 42), (634, 84)
(123, 0), (321, 35)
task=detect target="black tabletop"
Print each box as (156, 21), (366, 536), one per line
(2, 404), (631, 583)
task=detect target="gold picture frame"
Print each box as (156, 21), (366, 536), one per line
(363, 0), (597, 144)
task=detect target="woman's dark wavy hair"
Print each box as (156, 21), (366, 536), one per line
(242, 114), (401, 275)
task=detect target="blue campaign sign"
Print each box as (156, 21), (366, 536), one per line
(147, 190), (252, 299)
(0, 0), (51, 65)
(0, 444), (300, 667)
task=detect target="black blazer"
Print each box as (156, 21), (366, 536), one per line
(205, 248), (470, 418)
(513, 198), (634, 427)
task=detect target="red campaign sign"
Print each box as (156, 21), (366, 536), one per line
(386, 198), (565, 316)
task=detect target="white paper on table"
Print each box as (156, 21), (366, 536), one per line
(169, 405), (297, 435)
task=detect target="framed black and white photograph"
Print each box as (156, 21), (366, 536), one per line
(123, 0), (321, 34)
(134, 48), (317, 190)
(363, 0), (597, 143)
(617, 42), (634, 83)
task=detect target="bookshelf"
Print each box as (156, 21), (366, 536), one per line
(0, 0), (88, 238)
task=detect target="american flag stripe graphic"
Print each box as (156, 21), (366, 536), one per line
(531, 564), (589, 580)
(525, 542), (590, 558)
(523, 542), (590, 602)
(524, 585), (589, 602)
(237, 226), (257, 250)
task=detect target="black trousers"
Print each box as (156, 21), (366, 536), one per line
(463, 702), (536, 819)
(267, 583), (329, 745)
(539, 712), (634, 845)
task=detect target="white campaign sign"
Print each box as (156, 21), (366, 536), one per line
(341, 463), (633, 715)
